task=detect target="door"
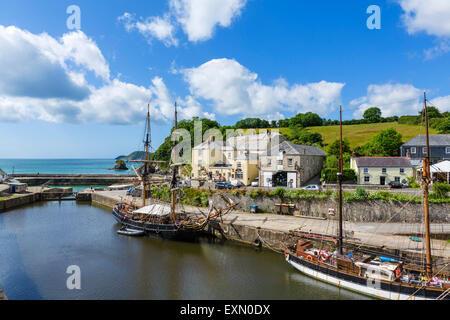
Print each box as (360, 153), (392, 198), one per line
(380, 176), (386, 185)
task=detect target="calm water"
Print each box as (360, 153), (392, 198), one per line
(0, 159), (134, 175)
(0, 201), (369, 300)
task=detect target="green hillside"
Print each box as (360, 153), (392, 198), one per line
(280, 122), (438, 149)
(115, 151), (147, 161)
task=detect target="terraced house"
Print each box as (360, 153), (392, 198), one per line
(400, 134), (450, 166)
(259, 141), (326, 188)
(350, 157), (414, 186)
(191, 132), (285, 185)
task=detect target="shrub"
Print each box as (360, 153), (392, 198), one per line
(433, 182), (450, 198)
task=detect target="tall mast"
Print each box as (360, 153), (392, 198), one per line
(337, 105), (344, 255)
(171, 101), (178, 223)
(422, 92), (433, 278)
(142, 101), (151, 207)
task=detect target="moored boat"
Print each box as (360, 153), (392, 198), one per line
(283, 99), (450, 300)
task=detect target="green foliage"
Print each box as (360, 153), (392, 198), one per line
(327, 138), (352, 158)
(321, 168), (357, 182)
(362, 128), (403, 156)
(436, 117), (450, 134)
(420, 106), (442, 119)
(235, 118), (270, 129)
(433, 182), (450, 198)
(272, 188), (286, 198)
(398, 115), (420, 125)
(363, 107), (382, 123)
(289, 112), (323, 128)
(286, 127), (323, 146)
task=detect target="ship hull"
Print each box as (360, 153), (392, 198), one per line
(286, 253), (447, 300)
(112, 208), (199, 241)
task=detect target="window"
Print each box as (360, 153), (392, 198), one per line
(382, 168), (387, 174)
(400, 168), (405, 174)
(277, 160), (283, 165)
(267, 159), (272, 166)
(395, 177), (400, 183)
(422, 147), (427, 155)
(288, 159), (293, 167)
(228, 153), (231, 158)
(364, 168), (369, 174)
(410, 147), (416, 154)
(446, 147), (450, 154)
(198, 160), (202, 166)
(237, 162), (242, 168)
(364, 176), (370, 183)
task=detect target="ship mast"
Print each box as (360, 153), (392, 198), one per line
(171, 102), (178, 223)
(337, 105), (344, 255)
(142, 100), (151, 207)
(422, 92), (433, 279)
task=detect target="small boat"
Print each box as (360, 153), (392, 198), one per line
(117, 227), (145, 237)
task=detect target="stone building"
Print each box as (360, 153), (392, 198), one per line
(191, 132), (284, 185)
(350, 157), (414, 185)
(259, 141), (326, 188)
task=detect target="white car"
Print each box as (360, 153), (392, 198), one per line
(302, 184), (321, 191)
(251, 178), (259, 187)
(230, 180), (244, 188)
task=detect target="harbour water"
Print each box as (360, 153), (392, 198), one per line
(0, 201), (369, 300)
(0, 159), (133, 175)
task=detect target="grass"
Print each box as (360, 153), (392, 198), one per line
(0, 194), (22, 201)
(277, 122), (438, 149)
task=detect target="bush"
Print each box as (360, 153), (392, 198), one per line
(433, 182), (450, 198)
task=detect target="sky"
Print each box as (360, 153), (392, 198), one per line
(0, 0), (449, 159)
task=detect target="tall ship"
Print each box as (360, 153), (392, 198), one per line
(283, 95), (450, 300)
(112, 101), (236, 240)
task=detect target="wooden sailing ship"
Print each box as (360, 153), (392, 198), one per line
(112, 101), (236, 240)
(283, 96), (450, 300)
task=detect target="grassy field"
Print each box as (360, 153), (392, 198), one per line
(279, 122), (438, 149)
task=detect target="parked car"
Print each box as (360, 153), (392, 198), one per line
(251, 178), (259, 187)
(177, 180), (191, 188)
(302, 184), (321, 191)
(230, 180), (244, 188)
(389, 181), (403, 189)
(126, 187), (135, 195)
(216, 182), (233, 189)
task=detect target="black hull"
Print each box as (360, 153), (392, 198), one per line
(112, 208), (200, 241)
(287, 253), (449, 300)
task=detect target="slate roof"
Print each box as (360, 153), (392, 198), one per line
(262, 141), (326, 157)
(354, 157), (412, 168)
(402, 135), (450, 147)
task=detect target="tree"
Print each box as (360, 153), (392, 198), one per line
(363, 107), (382, 123)
(420, 106), (442, 119)
(289, 112), (323, 128)
(364, 128), (403, 156)
(437, 117), (450, 134)
(235, 118), (269, 129)
(292, 130), (323, 146)
(327, 138), (352, 158)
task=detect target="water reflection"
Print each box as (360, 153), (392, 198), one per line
(0, 201), (370, 300)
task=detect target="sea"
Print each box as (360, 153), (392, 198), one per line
(0, 159), (134, 175)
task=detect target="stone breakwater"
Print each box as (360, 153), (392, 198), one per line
(10, 174), (136, 186)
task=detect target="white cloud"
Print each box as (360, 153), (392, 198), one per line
(399, 0), (450, 37)
(0, 25), (212, 125)
(170, 0), (247, 42)
(119, 13), (178, 47)
(119, 0), (247, 45)
(430, 95), (450, 112)
(351, 83), (423, 118)
(182, 58), (344, 118)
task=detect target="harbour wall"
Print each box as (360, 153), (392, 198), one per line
(0, 188), (74, 212)
(209, 193), (450, 224)
(10, 174), (135, 186)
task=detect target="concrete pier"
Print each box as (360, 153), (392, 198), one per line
(0, 187), (74, 212)
(10, 174), (136, 186)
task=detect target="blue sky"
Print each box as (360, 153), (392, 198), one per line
(0, 0), (449, 158)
